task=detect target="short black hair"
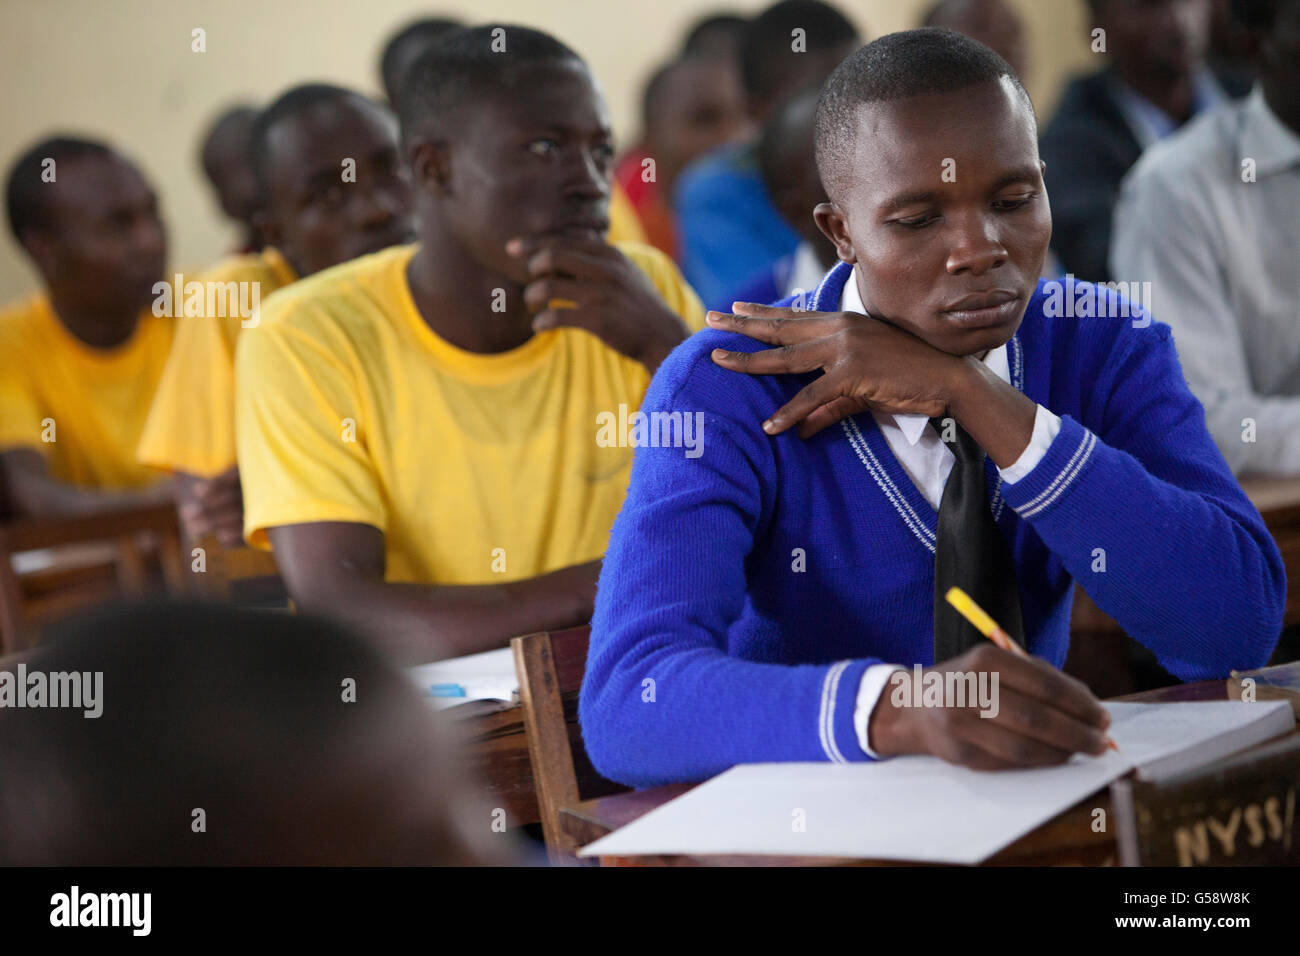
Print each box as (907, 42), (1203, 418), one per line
(739, 0), (859, 105)
(249, 83), (381, 198)
(5, 135), (114, 243)
(199, 104), (258, 177)
(379, 16), (465, 103)
(682, 12), (749, 56)
(399, 24), (584, 147)
(815, 28), (1031, 189)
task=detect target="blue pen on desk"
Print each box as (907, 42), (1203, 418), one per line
(429, 682), (467, 698)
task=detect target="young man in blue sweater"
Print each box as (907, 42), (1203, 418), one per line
(580, 29), (1286, 789)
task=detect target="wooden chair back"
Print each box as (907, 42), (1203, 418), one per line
(510, 624), (628, 863)
(0, 502), (188, 651)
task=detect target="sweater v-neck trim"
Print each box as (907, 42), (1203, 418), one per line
(811, 262), (1024, 553)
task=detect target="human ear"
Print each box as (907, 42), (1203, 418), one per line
(814, 202), (856, 264)
(22, 231), (61, 281)
(407, 139), (453, 198)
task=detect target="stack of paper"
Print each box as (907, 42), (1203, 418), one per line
(578, 700), (1295, 864)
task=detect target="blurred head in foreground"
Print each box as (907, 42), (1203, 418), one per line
(0, 601), (515, 865)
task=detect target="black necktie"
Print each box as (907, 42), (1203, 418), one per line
(930, 417), (1025, 662)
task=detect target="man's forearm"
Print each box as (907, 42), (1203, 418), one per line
(291, 561), (599, 665)
(3, 453), (177, 519)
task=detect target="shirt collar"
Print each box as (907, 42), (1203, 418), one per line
(1240, 85), (1300, 178)
(840, 266), (1009, 446)
(1110, 67), (1226, 150)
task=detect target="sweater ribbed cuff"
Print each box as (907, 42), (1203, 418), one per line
(998, 415), (1099, 521)
(817, 659), (876, 763)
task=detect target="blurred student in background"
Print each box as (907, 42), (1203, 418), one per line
(0, 601), (516, 865)
(1112, 0), (1300, 476)
(198, 104), (264, 255)
(137, 84), (415, 549)
(614, 54), (747, 260)
(0, 138), (177, 517)
(921, 0), (1027, 80)
(728, 85), (838, 306)
(674, 0), (859, 310)
(1040, 0), (1250, 283)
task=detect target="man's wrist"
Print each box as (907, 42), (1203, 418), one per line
(867, 679), (910, 757)
(943, 354), (991, 418)
(946, 356), (1038, 468)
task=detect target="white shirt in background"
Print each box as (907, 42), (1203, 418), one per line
(1111, 87), (1300, 475)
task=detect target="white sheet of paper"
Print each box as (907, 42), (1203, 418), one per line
(406, 647), (517, 710)
(579, 700), (1294, 864)
(1108, 698), (1294, 780)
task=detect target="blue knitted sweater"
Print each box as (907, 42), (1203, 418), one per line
(579, 262), (1285, 788)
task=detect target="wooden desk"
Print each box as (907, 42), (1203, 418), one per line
(559, 679), (1292, 866)
(446, 691), (619, 829)
(1241, 476), (1300, 627)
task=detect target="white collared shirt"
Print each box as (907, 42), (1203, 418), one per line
(1112, 87), (1300, 476)
(838, 266), (1062, 756)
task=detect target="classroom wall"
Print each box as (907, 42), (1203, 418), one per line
(0, 0), (1098, 302)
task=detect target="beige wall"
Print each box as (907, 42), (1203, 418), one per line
(0, 0), (1097, 302)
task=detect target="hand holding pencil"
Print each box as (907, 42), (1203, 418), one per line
(945, 588), (1118, 751)
(866, 590), (1116, 768)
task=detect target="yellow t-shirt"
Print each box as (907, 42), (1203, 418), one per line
(235, 241), (704, 585)
(0, 294), (174, 489)
(137, 247), (297, 477)
(608, 182), (648, 245)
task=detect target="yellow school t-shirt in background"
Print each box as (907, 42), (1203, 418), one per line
(235, 241), (704, 586)
(137, 247), (297, 477)
(0, 295), (174, 489)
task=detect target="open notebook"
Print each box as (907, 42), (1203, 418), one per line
(578, 700), (1295, 864)
(406, 647), (518, 711)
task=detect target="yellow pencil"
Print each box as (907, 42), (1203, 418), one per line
(944, 586), (1119, 751)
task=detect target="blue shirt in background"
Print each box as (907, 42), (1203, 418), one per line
(673, 141), (801, 311)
